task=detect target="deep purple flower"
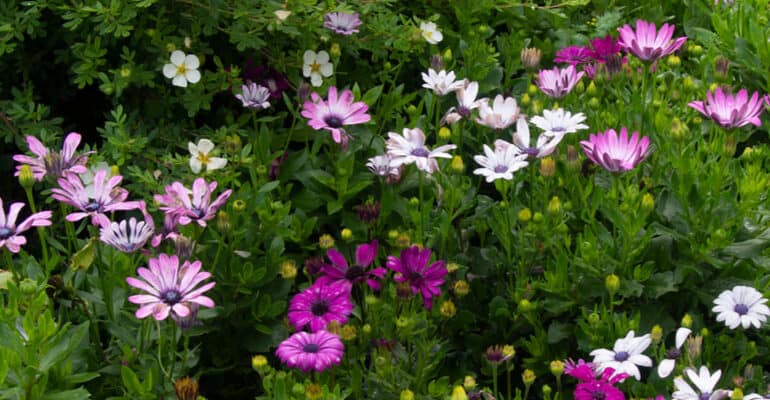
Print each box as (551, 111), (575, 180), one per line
(317, 240), (387, 290)
(580, 127), (652, 172)
(275, 330), (344, 372)
(589, 35), (623, 62)
(565, 359), (598, 382)
(301, 86), (371, 146)
(13, 132), (91, 181)
(688, 87), (767, 129)
(386, 246), (447, 309)
(537, 65), (584, 99)
(52, 170), (143, 228)
(287, 280), (354, 332)
(573, 367), (628, 400)
(618, 19), (687, 62)
(242, 61), (290, 100)
(154, 178), (232, 230)
(554, 46), (594, 65)
(323, 12), (362, 35)
(0, 198), (52, 253)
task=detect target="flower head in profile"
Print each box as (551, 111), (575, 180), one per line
(673, 366), (730, 400)
(366, 155), (401, 179)
(302, 50), (333, 87)
(236, 81), (271, 110)
(14, 132), (91, 181)
(618, 19), (687, 62)
(243, 62), (290, 100)
(288, 280), (354, 332)
(0, 198), (52, 254)
(508, 117), (564, 159)
(590, 330), (652, 381)
(658, 327), (692, 378)
(530, 108), (589, 137)
(318, 240), (387, 290)
(324, 12), (362, 35)
(163, 50), (201, 87)
(475, 95), (520, 130)
(712, 285), (770, 329)
(189, 139), (227, 174)
(275, 330), (344, 372)
(301, 86), (371, 145)
(473, 142), (529, 182)
(421, 69), (465, 96)
(554, 46), (595, 65)
(537, 65), (584, 99)
(100, 213), (155, 253)
(126, 254), (215, 320)
(442, 80), (485, 124)
(52, 170), (143, 228)
(688, 87), (767, 129)
(564, 359), (598, 382)
(420, 21), (443, 44)
(154, 178), (232, 230)
(580, 127), (652, 172)
(386, 128), (456, 174)
(386, 245), (447, 309)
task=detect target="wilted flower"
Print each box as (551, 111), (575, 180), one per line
(154, 178), (232, 230)
(287, 280), (353, 332)
(52, 170), (142, 228)
(189, 139), (227, 174)
(421, 69), (465, 96)
(302, 50), (333, 87)
(242, 62), (290, 100)
(475, 95), (521, 130)
(617, 19), (687, 62)
(520, 47), (542, 69)
(275, 330), (344, 372)
(318, 240), (387, 290)
(580, 127), (652, 172)
(324, 12), (362, 35)
(673, 366), (730, 400)
(537, 65), (584, 98)
(590, 330), (652, 381)
(712, 285), (770, 329)
(472, 142), (529, 182)
(174, 377), (199, 400)
(236, 81), (271, 110)
(301, 86), (371, 145)
(386, 128), (456, 174)
(14, 132), (91, 181)
(420, 21), (443, 44)
(387, 245), (447, 309)
(367, 154), (401, 178)
(0, 198), (52, 254)
(688, 87), (767, 129)
(658, 327), (692, 378)
(162, 50), (201, 87)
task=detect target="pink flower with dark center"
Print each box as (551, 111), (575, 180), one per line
(275, 330), (344, 372)
(688, 87), (767, 129)
(537, 65), (584, 99)
(386, 245), (447, 309)
(323, 12), (362, 35)
(554, 46), (595, 65)
(301, 86), (371, 145)
(618, 19), (687, 62)
(154, 178), (232, 230)
(589, 35), (622, 62)
(573, 367), (629, 400)
(52, 170), (142, 228)
(13, 132), (91, 181)
(0, 198), (52, 253)
(126, 253), (215, 320)
(580, 127), (652, 172)
(317, 240), (387, 290)
(288, 280), (354, 332)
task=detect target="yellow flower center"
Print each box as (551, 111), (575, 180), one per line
(310, 61), (321, 73)
(197, 153), (210, 165)
(424, 31), (433, 39)
(177, 64), (187, 75)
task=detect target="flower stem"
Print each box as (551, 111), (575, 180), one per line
(418, 172), (425, 244)
(23, 187), (49, 268)
(492, 364), (499, 399)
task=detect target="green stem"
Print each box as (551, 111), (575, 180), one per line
(23, 187), (49, 268)
(157, 320), (170, 378)
(418, 172), (425, 244)
(506, 367), (512, 400)
(492, 365), (499, 399)
(3, 250), (17, 281)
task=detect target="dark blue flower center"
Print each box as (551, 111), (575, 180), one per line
(191, 208), (205, 219)
(551, 126), (566, 133)
(614, 351), (630, 362)
(407, 271), (423, 282)
(84, 201), (101, 212)
(303, 343), (320, 353)
(699, 393), (711, 400)
(324, 115), (344, 128)
(666, 348), (681, 359)
(494, 165), (508, 173)
(161, 289), (182, 305)
(0, 227), (13, 240)
(734, 303), (749, 315)
(591, 390), (606, 400)
(345, 266), (365, 281)
(311, 300), (329, 316)
(522, 147), (540, 157)
(411, 147), (430, 158)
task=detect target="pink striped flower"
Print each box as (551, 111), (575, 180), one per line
(323, 12), (362, 35)
(287, 280), (353, 332)
(52, 170), (142, 228)
(276, 330), (344, 372)
(13, 132), (91, 181)
(154, 178), (232, 230)
(386, 245), (447, 309)
(99, 209), (155, 254)
(581, 128), (651, 172)
(618, 20), (687, 62)
(0, 198), (52, 253)
(537, 65), (584, 99)
(688, 87), (767, 129)
(301, 86), (371, 145)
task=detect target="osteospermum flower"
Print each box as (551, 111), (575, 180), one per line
(589, 330), (653, 381)
(323, 12), (362, 35)
(473, 143), (529, 182)
(189, 139), (227, 174)
(712, 285), (770, 329)
(162, 50), (201, 87)
(573, 368), (628, 400)
(688, 87), (767, 129)
(530, 108), (589, 137)
(301, 86), (371, 145)
(275, 330), (344, 372)
(475, 95), (521, 130)
(243, 62), (290, 100)
(537, 65), (584, 99)
(658, 327), (692, 378)
(52, 170), (143, 228)
(287, 280), (354, 332)
(442, 81), (485, 124)
(386, 245), (447, 309)
(13, 132), (90, 181)
(617, 19), (687, 62)
(508, 117), (564, 159)
(421, 69), (465, 96)
(673, 366), (729, 400)
(554, 45), (595, 65)
(589, 35), (623, 62)
(317, 240), (387, 290)
(236, 81), (271, 110)
(99, 214), (154, 253)
(154, 178), (232, 230)
(580, 127), (652, 172)
(302, 50), (333, 87)
(367, 155), (401, 179)
(0, 198), (52, 254)
(126, 253), (215, 320)
(386, 128), (456, 174)
(420, 21), (443, 44)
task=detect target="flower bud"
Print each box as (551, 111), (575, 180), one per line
(681, 313), (693, 328)
(550, 360), (564, 376)
(305, 383), (322, 400)
(518, 208), (532, 223)
(641, 193), (655, 213)
(502, 345), (515, 359)
(400, 389), (415, 400)
(667, 55), (681, 68)
(251, 355), (269, 372)
(454, 280), (470, 296)
(174, 377), (199, 400)
(225, 134), (242, 154)
(689, 43), (703, 56)
(532, 212), (544, 223)
(521, 48), (542, 69)
(430, 54), (444, 71)
(438, 126), (452, 140)
(450, 155), (465, 173)
(440, 300), (457, 318)
(518, 298), (535, 313)
(443, 48), (453, 62)
(532, 100), (543, 115)
(528, 84), (538, 96)
(605, 273), (620, 295)
(540, 157), (556, 177)
(522, 369), (536, 385)
(329, 43), (341, 59)
(19, 278), (37, 296)
(362, 323), (372, 334)
(318, 234), (335, 249)
(574, 80), (585, 94)
(279, 260), (297, 280)
(341, 228), (353, 241)
(18, 165), (35, 190)
(731, 388), (743, 400)
(520, 93), (531, 106)
(715, 56), (730, 80)
(396, 232), (411, 248)
(542, 384), (552, 397)
(216, 211), (230, 232)
(682, 76), (695, 91)
(326, 320), (342, 335)
(233, 199), (246, 212)
(409, 197), (419, 207)
(463, 375), (477, 390)
(651, 324), (663, 344)
(586, 81), (598, 96)
(341, 324), (357, 341)
(547, 196), (561, 214)
(388, 229), (399, 240)
(450, 386), (468, 400)
(588, 312), (601, 327)
(588, 97), (600, 109)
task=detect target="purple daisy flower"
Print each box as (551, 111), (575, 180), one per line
(301, 86), (371, 146)
(126, 253), (216, 320)
(287, 280), (353, 332)
(0, 198), (52, 254)
(323, 12), (362, 35)
(275, 330), (344, 372)
(688, 87), (767, 129)
(537, 65), (584, 99)
(589, 35), (622, 62)
(13, 132), (91, 181)
(236, 81), (271, 110)
(154, 178), (232, 230)
(618, 19), (687, 63)
(52, 169), (143, 228)
(317, 240), (388, 290)
(573, 368), (628, 400)
(580, 127), (652, 172)
(386, 245), (447, 310)
(554, 45), (594, 65)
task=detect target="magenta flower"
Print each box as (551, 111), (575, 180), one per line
(554, 46), (594, 65)
(573, 368), (628, 400)
(126, 253), (215, 320)
(618, 20), (687, 62)
(565, 359), (598, 382)
(52, 170), (142, 228)
(288, 280), (354, 332)
(581, 128), (652, 172)
(154, 178), (232, 230)
(275, 330), (344, 372)
(13, 132), (91, 181)
(0, 198), (52, 253)
(301, 86), (371, 145)
(589, 35), (622, 62)
(688, 87), (767, 129)
(323, 12), (362, 35)
(386, 246), (447, 309)
(537, 65), (584, 99)
(317, 240), (387, 290)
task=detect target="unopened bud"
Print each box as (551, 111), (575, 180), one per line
(450, 386), (468, 400)
(671, 117), (686, 140)
(518, 298), (535, 313)
(550, 360), (564, 376)
(588, 97), (600, 109)
(540, 157), (556, 177)
(446, 262), (460, 273)
(605, 273), (620, 295)
(522, 369), (536, 385)
(689, 43), (703, 56)
(18, 165), (35, 189)
(681, 313), (693, 328)
(233, 199), (246, 211)
(682, 76), (695, 91)
(715, 56), (730, 80)
(279, 260), (297, 280)
(518, 208), (532, 223)
(19, 278), (37, 295)
(521, 48), (542, 69)
(400, 389), (415, 400)
(586, 81), (598, 96)
(574, 80), (585, 94)
(547, 196), (561, 214)
(341, 228), (353, 240)
(251, 355), (268, 372)
(318, 234), (335, 249)
(641, 193), (655, 212)
(443, 48), (453, 62)
(330, 43), (341, 59)
(463, 375), (477, 390)
(453, 280), (470, 296)
(216, 211), (230, 232)
(521, 93), (531, 105)
(532, 212), (544, 223)
(438, 127), (451, 140)
(440, 300), (456, 318)
(731, 388), (744, 400)
(430, 54), (444, 71)
(450, 155), (465, 173)
(667, 55), (681, 68)
(341, 324), (357, 341)
(528, 84), (538, 96)
(651, 324), (663, 344)
(588, 312), (601, 327)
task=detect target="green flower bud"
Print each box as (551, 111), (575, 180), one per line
(667, 55), (681, 68)
(586, 81), (598, 96)
(681, 313), (693, 328)
(400, 389), (415, 400)
(605, 273), (620, 295)
(18, 165), (35, 190)
(518, 208), (532, 223)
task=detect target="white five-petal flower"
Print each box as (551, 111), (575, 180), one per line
(712, 285), (770, 329)
(530, 108), (589, 137)
(473, 143), (529, 182)
(188, 139), (227, 174)
(421, 69), (465, 96)
(302, 50), (334, 87)
(673, 366), (730, 400)
(657, 327), (691, 378)
(420, 21), (443, 44)
(162, 50), (201, 87)
(589, 330), (653, 381)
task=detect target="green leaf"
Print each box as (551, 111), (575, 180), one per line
(70, 238), (97, 271)
(547, 321), (572, 344)
(39, 322), (89, 373)
(361, 85), (383, 105)
(42, 388), (91, 400)
(121, 366), (143, 394)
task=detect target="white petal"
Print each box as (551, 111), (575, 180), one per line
(190, 158), (202, 173)
(303, 50), (316, 64)
(675, 327), (692, 348)
(188, 142), (199, 156)
(170, 50), (186, 66)
(316, 51), (330, 64)
(320, 62), (333, 77)
(172, 75), (188, 87)
(184, 54), (200, 70)
(185, 69), (201, 84)
(197, 139), (215, 154)
(311, 74), (323, 87)
(163, 64), (178, 79)
(658, 359), (675, 378)
(206, 157), (227, 171)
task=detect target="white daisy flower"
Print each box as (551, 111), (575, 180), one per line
(712, 285), (770, 329)
(99, 217), (154, 253)
(366, 154), (400, 178)
(236, 81), (271, 110)
(302, 50), (333, 87)
(589, 330), (652, 381)
(657, 327), (691, 378)
(420, 21), (443, 44)
(421, 69), (465, 96)
(162, 50), (201, 88)
(510, 117), (563, 159)
(475, 95), (520, 130)
(673, 366), (730, 400)
(530, 108), (589, 137)
(386, 127), (456, 174)
(188, 139), (227, 174)
(473, 143), (529, 182)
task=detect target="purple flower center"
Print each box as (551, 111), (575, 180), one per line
(614, 351), (630, 362)
(84, 201), (102, 212)
(494, 165), (508, 173)
(411, 147), (430, 158)
(303, 343), (320, 353)
(522, 147), (540, 157)
(406, 270), (423, 283)
(345, 266), (365, 281)
(311, 300), (329, 316)
(591, 391), (606, 400)
(458, 106), (471, 118)
(161, 289), (182, 305)
(666, 348), (681, 359)
(734, 303), (749, 315)
(191, 208), (205, 219)
(551, 126), (566, 133)
(699, 393), (711, 400)
(324, 115), (344, 128)
(0, 227), (12, 240)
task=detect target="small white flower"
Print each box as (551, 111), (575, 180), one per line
(421, 69), (465, 96)
(510, 117), (563, 158)
(275, 10), (292, 21)
(673, 366), (730, 400)
(473, 143), (529, 182)
(302, 50), (333, 87)
(530, 108), (589, 137)
(475, 95), (520, 130)
(657, 327), (691, 378)
(162, 50), (201, 88)
(386, 127), (456, 174)
(712, 285), (770, 329)
(589, 330), (653, 381)
(188, 139), (227, 174)
(236, 81), (271, 110)
(420, 21), (443, 44)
